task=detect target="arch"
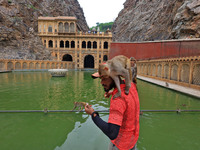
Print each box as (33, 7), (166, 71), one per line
(7, 62), (13, 70)
(192, 64), (200, 85)
(147, 64), (151, 75)
(60, 40), (64, 48)
(71, 41), (75, 48)
(0, 61), (5, 70)
(93, 41), (97, 49)
(48, 25), (52, 33)
(171, 64), (178, 81)
(60, 63), (64, 69)
(70, 22), (75, 32)
(104, 41), (108, 49)
(84, 55), (94, 68)
(62, 54), (73, 61)
(103, 55), (108, 61)
(47, 63), (50, 69)
(164, 64), (169, 79)
(152, 64), (156, 76)
(15, 62), (21, 70)
(29, 62), (34, 69)
(181, 64), (189, 83)
(23, 62), (28, 69)
(64, 22), (69, 32)
(58, 22), (63, 32)
(157, 64), (162, 77)
(87, 41), (91, 48)
(65, 41), (69, 48)
(64, 63), (68, 69)
(36, 63), (40, 69)
(41, 63), (45, 69)
(56, 63), (59, 69)
(82, 41), (86, 48)
(51, 63), (55, 69)
(49, 40), (53, 48)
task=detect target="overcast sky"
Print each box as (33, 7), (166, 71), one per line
(78, 0), (126, 27)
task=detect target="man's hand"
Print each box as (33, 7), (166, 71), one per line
(104, 91), (113, 98)
(84, 104), (94, 115)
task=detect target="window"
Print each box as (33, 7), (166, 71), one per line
(82, 41), (86, 48)
(71, 41), (75, 48)
(48, 25), (52, 33)
(87, 41), (91, 49)
(93, 41), (97, 49)
(64, 22), (69, 32)
(70, 23), (75, 32)
(39, 25), (41, 32)
(48, 40), (53, 47)
(65, 41), (69, 48)
(104, 42), (108, 49)
(43, 25), (46, 32)
(58, 22), (63, 32)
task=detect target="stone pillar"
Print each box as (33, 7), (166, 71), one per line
(13, 61), (16, 70)
(177, 62), (181, 82)
(161, 62), (164, 78)
(155, 64), (158, 77)
(168, 62), (172, 80)
(189, 61), (194, 84)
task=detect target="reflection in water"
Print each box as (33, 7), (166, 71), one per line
(137, 79), (200, 110)
(0, 72), (199, 150)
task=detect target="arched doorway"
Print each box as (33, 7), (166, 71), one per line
(62, 54), (73, 61)
(84, 55), (94, 68)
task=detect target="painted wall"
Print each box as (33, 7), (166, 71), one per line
(109, 39), (200, 60)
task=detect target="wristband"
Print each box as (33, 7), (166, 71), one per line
(91, 111), (99, 117)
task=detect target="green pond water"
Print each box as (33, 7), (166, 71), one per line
(0, 71), (199, 150)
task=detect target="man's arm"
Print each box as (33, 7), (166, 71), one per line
(92, 112), (120, 140)
(85, 105), (120, 140)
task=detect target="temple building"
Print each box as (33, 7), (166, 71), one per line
(38, 16), (112, 69)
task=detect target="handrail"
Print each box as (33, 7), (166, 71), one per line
(0, 109), (199, 113)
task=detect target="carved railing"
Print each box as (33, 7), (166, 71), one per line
(38, 31), (112, 37)
(137, 56), (200, 90)
(0, 59), (75, 71)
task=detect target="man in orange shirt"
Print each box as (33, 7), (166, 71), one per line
(85, 72), (140, 150)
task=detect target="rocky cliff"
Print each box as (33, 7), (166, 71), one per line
(0, 0), (89, 60)
(112, 0), (200, 42)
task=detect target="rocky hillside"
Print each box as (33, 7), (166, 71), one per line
(0, 0), (89, 60)
(112, 0), (200, 42)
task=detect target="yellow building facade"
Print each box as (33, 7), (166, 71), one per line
(38, 16), (112, 69)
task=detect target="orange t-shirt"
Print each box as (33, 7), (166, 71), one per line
(108, 82), (140, 150)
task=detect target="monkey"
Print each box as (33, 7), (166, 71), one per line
(71, 102), (88, 111)
(98, 55), (132, 99)
(44, 108), (48, 114)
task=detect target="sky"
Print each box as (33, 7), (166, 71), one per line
(78, 0), (126, 27)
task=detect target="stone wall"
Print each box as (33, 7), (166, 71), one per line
(137, 56), (200, 90)
(0, 59), (74, 71)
